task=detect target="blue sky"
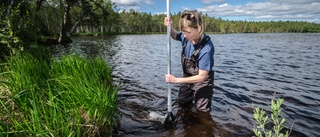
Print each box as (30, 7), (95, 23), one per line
(111, 0), (320, 23)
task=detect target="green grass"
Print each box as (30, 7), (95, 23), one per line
(0, 51), (118, 136)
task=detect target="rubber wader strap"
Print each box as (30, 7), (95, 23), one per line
(191, 36), (210, 59)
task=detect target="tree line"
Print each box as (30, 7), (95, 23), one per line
(1, 0), (320, 52)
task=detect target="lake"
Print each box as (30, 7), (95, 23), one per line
(55, 33), (320, 137)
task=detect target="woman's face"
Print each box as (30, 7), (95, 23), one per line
(182, 26), (198, 41)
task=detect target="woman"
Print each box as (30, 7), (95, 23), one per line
(164, 10), (215, 112)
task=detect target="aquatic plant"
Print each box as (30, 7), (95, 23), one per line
(0, 52), (118, 136)
(253, 96), (291, 137)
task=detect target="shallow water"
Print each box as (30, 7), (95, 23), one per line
(57, 33), (320, 137)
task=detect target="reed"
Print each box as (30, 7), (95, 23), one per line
(0, 51), (118, 136)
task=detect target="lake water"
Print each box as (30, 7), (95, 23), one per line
(56, 33), (320, 137)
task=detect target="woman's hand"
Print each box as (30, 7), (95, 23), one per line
(163, 17), (172, 27)
(165, 74), (178, 83)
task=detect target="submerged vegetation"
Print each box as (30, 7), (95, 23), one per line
(0, 48), (118, 136)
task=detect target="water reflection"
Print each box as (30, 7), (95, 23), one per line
(166, 108), (219, 137)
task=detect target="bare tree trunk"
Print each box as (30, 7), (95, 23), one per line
(68, 12), (84, 36)
(35, 0), (44, 14)
(6, 0), (14, 15)
(34, 0), (44, 32)
(58, 1), (72, 44)
(1, 0), (13, 26)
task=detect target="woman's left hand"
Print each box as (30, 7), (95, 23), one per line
(165, 74), (178, 83)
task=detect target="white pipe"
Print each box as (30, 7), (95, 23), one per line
(166, 0), (172, 113)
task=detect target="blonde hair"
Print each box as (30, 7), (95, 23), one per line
(179, 10), (204, 40)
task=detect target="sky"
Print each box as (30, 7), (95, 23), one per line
(111, 0), (320, 23)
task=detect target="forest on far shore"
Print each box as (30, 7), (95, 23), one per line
(1, 0), (320, 52)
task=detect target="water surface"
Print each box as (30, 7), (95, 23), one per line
(57, 33), (320, 137)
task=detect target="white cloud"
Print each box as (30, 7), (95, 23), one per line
(271, 0), (319, 4)
(200, 0), (225, 4)
(111, 0), (154, 11)
(110, 0), (320, 23)
(112, 0), (154, 6)
(197, 1), (320, 23)
(113, 0), (139, 6)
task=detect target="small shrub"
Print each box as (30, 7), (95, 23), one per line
(253, 96), (291, 137)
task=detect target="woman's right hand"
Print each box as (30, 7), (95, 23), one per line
(163, 17), (172, 27)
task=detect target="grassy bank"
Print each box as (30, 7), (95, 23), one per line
(0, 51), (118, 136)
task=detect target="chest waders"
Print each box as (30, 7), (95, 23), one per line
(179, 36), (214, 112)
